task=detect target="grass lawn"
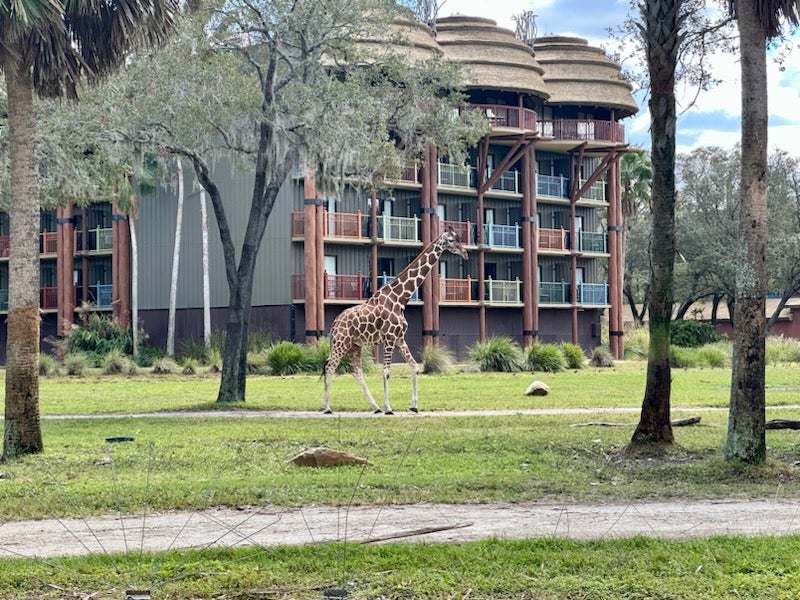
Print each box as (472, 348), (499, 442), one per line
(2, 363), (800, 598)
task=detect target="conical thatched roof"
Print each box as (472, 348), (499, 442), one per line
(534, 36), (637, 118)
(354, 14), (443, 63)
(434, 16), (549, 99)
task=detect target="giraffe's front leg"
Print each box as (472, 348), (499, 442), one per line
(382, 344), (394, 414)
(397, 339), (419, 413)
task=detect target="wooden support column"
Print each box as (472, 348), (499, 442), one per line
(56, 205), (75, 336)
(606, 160), (621, 358)
(421, 145), (436, 349)
(111, 203), (131, 330)
(303, 172), (318, 345)
(521, 147), (535, 347)
(315, 191), (325, 336)
(609, 158), (624, 358)
(569, 189), (579, 344)
(429, 146), (441, 346)
(370, 190), (378, 299)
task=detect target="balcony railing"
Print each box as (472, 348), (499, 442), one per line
(488, 168), (520, 194)
(539, 281), (569, 304)
(41, 286), (58, 309)
(579, 178), (607, 203)
(438, 162), (474, 189)
(539, 119), (625, 143)
(441, 277), (475, 303)
(537, 174), (570, 199)
(579, 282), (608, 305)
(538, 227), (567, 251)
(577, 231), (607, 253)
(0, 235), (8, 258)
(465, 103), (538, 132)
(40, 231), (58, 255)
(385, 163), (420, 185)
(440, 219), (474, 245)
(486, 278), (521, 304)
(484, 223), (520, 249)
(379, 215), (420, 243)
(76, 227), (113, 253)
(0, 288), (6, 311)
(324, 211), (369, 239)
(292, 273), (371, 301)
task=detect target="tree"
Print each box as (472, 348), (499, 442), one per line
(1, 0), (178, 462)
(630, 0), (683, 446)
(88, 2), (483, 402)
(726, 0), (800, 463)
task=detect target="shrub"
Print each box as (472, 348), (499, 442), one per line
(206, 348), (223, 373)
(469, 337), (522, 372)
(63, 353), (90, 376)
(265, 341), (313, 376)
(671, 319), (719, 348)
(560, 342), (586, 369)
(589, 346), (614, 368)
(152, 357), (180, 374)
(247, 351), (272, 375)
(135, 344), (164, 368)
(525, 343), (566, 373)
(66, 312), (133, 366)
(697, 345), (728, 368)
(670, 346), (699, 368)
(39, 354), (60, 376)
(102, 349), (138, 375)
(766, 335), (800, 364)
(181, 357), (199, 375)
(623, 325), (648, 360)
(422, 344), (455, 375)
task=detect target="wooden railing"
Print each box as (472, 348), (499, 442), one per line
(466, 103), (538, 132)
(40, 232), (58, 255)
(538, 227), (567, 251)
(539, 119), (625, 143)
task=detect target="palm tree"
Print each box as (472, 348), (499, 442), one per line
(1, 0), (178, 461)
(725, 0), (800, 463)
(630, 0), (682, 446)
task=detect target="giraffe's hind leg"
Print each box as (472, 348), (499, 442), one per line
(348, 346), (382, 413)
(396, 338), (420, 413)
(322, 341), (347, 414)
(381, 343), (395, 415)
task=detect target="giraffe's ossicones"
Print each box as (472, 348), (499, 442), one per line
(321, 228), (468, 414)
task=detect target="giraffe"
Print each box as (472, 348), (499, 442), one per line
(321, 228), (468, 414)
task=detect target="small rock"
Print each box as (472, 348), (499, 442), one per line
(289, 446), (370, 468)
(524, 380), (550, 396)
(95, 457), (113, 466)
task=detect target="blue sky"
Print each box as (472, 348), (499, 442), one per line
(444, 0), (800, 158)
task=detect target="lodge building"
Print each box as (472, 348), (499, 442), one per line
(0, 15), (637, 362)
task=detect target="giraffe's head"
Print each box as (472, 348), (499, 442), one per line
(441, 228), (468, 260)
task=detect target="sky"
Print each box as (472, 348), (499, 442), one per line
(442, 0), (800, 158)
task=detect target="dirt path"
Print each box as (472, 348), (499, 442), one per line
(3, 498), (800, 559)
(5, 408), (800, 559)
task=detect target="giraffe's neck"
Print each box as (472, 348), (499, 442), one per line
(381, 237), (445, 307)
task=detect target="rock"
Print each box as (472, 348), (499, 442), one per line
(524, 380), (550, 396)
(289, 446), (371, 468)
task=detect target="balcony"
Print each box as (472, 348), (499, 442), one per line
(465, 103), (538, 132)
(40, 231), (58, 255)
(484, 223), (520, 249)
(76, 283), (113, 308)
(41, 286), (58, 309)
(538, 227), (567, 252)
(486, 278), (521, 304)
(385, 163), (421, 186)
(441, 277), (476, 303)
(579, 282), (609, 305)
(0, 235), (8, 258)
(379, 215), (420, 243)
(539, 281), (569, 304)
(537, 174), (570, 199)
(440, 219), (475, 245)
(76, 227), (113, 253)
(577, 230), (607, 253)
(436, 162), (521, 194)
(292, 273), (369, 302)
(539, 119), (625, 144)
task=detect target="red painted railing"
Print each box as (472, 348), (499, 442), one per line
(539, 119), (625, 143)
(538, 227), (567, 251)
(467, 104), (538, 132)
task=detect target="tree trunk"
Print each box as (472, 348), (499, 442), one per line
(130, 208), (140, 358)
(726, 0), (768, 463)
(2, 54), (43, 461)
(199, 184), (211, 348)
(167, 157), (185, 356)
(631, 0), (679, 446)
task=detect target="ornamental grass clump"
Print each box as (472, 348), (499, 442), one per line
(525, 342), (566, 373)
(422, 344), (455, 374)
(560, 342), (586, 369)
(469, 337), (522, 372)
(265, 341), (313, 376)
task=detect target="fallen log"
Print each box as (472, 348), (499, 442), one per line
(766, 419), (800, 430)
(358, 522), (473, 544)
(571, 416), (701, 428)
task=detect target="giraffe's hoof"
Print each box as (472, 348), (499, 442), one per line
(322, 409), (333, 415)
(409, 407), (419, 413)
(384, 410), (394, 416)
(373, 409), (383, 414)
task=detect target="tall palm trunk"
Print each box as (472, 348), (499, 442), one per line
(631, 0), (680, 445)
(726, 0), (768, 463)
(2, 54), (43, 461)
(167, 157), (185, 356)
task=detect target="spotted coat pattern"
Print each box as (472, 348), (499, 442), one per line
(321, 229), (468, 414)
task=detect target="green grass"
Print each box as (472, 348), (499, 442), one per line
(3, 536), (800, 599)
(5, 363), (800, 598)
(32, 363), (800, 415)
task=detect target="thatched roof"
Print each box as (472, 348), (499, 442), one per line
(534, 36), (638, 118)
(355, 15), (443, 63)
(434, 15), (549, 99)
